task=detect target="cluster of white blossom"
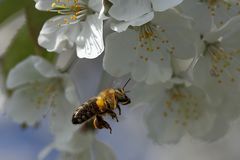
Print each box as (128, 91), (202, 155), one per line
(4, 0), (240, 159)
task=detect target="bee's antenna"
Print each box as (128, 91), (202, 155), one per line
(122, 78), (131, 90)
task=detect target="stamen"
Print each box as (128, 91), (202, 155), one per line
(199, 0), (240, 26)
(204, 42), (240, 83)
(33, 79), (62, 108)
(133, 23), (175, 62)
(49, 0), (91, 26)
(163, 86), (201, 127)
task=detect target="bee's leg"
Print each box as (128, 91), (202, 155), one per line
(106, 110), (119, 122)
(105, 101), (119, 121)
(116, 104), (121, 115)
(93, 115), (112, 134)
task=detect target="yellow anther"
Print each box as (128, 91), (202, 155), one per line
(52, 2), (57, 8)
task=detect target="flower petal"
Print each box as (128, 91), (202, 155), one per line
(55, 130), (94, 153)
(6, 84), (50, 125)
(104, 27), (172, 84)
(131, 82), (166, 107)
(35, 0), (54, 11)
(145, 100), (185, 144)
(6, 56), (49, 89)
(88, 0), (104, 12)
(219, 17), (240, 52)
(93, 140), (116, 160)
(38, 16), (81, 54)
(76, 14), (104, 59)
(58, 150), (91, 160)
(151, 0), (183, 11)
(191, 115), (229, 142)
(34, 56), (61, 78)
(192, 56), (224, 105)
(50, 91), (78, 143)
(63, 75), (80, 106)
(108, 0), (151, 21)
(152, 10), (197, 59)
(103, 30), (137, 77)
(178, 0), (212, 34)
(110, 12), (154, 32)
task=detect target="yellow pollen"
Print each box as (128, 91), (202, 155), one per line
(205, 42), (240, 84)
(163, 87), (202, 128)
(96, 97), (105, 111)
(132, 22), (176, 63)
(50, 0), (89, 25)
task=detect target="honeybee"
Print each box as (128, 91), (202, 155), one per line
(72, 79), (131, 134)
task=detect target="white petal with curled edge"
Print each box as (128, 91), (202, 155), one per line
(76, 14), (104, 59)
(35, 0), (54, 11)
(110, 12), (154, 32)
(7, 56), (47, 89)
(38, 16), (81, 54)
(108, 0), (151, 21)
(5, 84), (50, 125)
(151, 0), (183, 12)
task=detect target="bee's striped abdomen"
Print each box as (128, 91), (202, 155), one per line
(72, 98), (100, 124)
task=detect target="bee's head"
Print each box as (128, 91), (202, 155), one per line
(115, 88), (131, 105)
(115, 78), (131, 105)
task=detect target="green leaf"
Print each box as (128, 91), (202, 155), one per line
(1, 0), (57, 77)
(1, 24), (35, 77)
(24, 0), (56, 61)
(0, 0), (25, 24)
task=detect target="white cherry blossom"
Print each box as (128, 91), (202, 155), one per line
(39, 130), (116, 160)
(57, 139), (115, 160)
(108, 0), (183, 22)
(5, 56), (79, 141)
(178, 0), (240, 31)
(190, 15), (240, 104)
(131, 81), (240, 144)
(36, 0), (104, 59)
(103, 10), (196, 84)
